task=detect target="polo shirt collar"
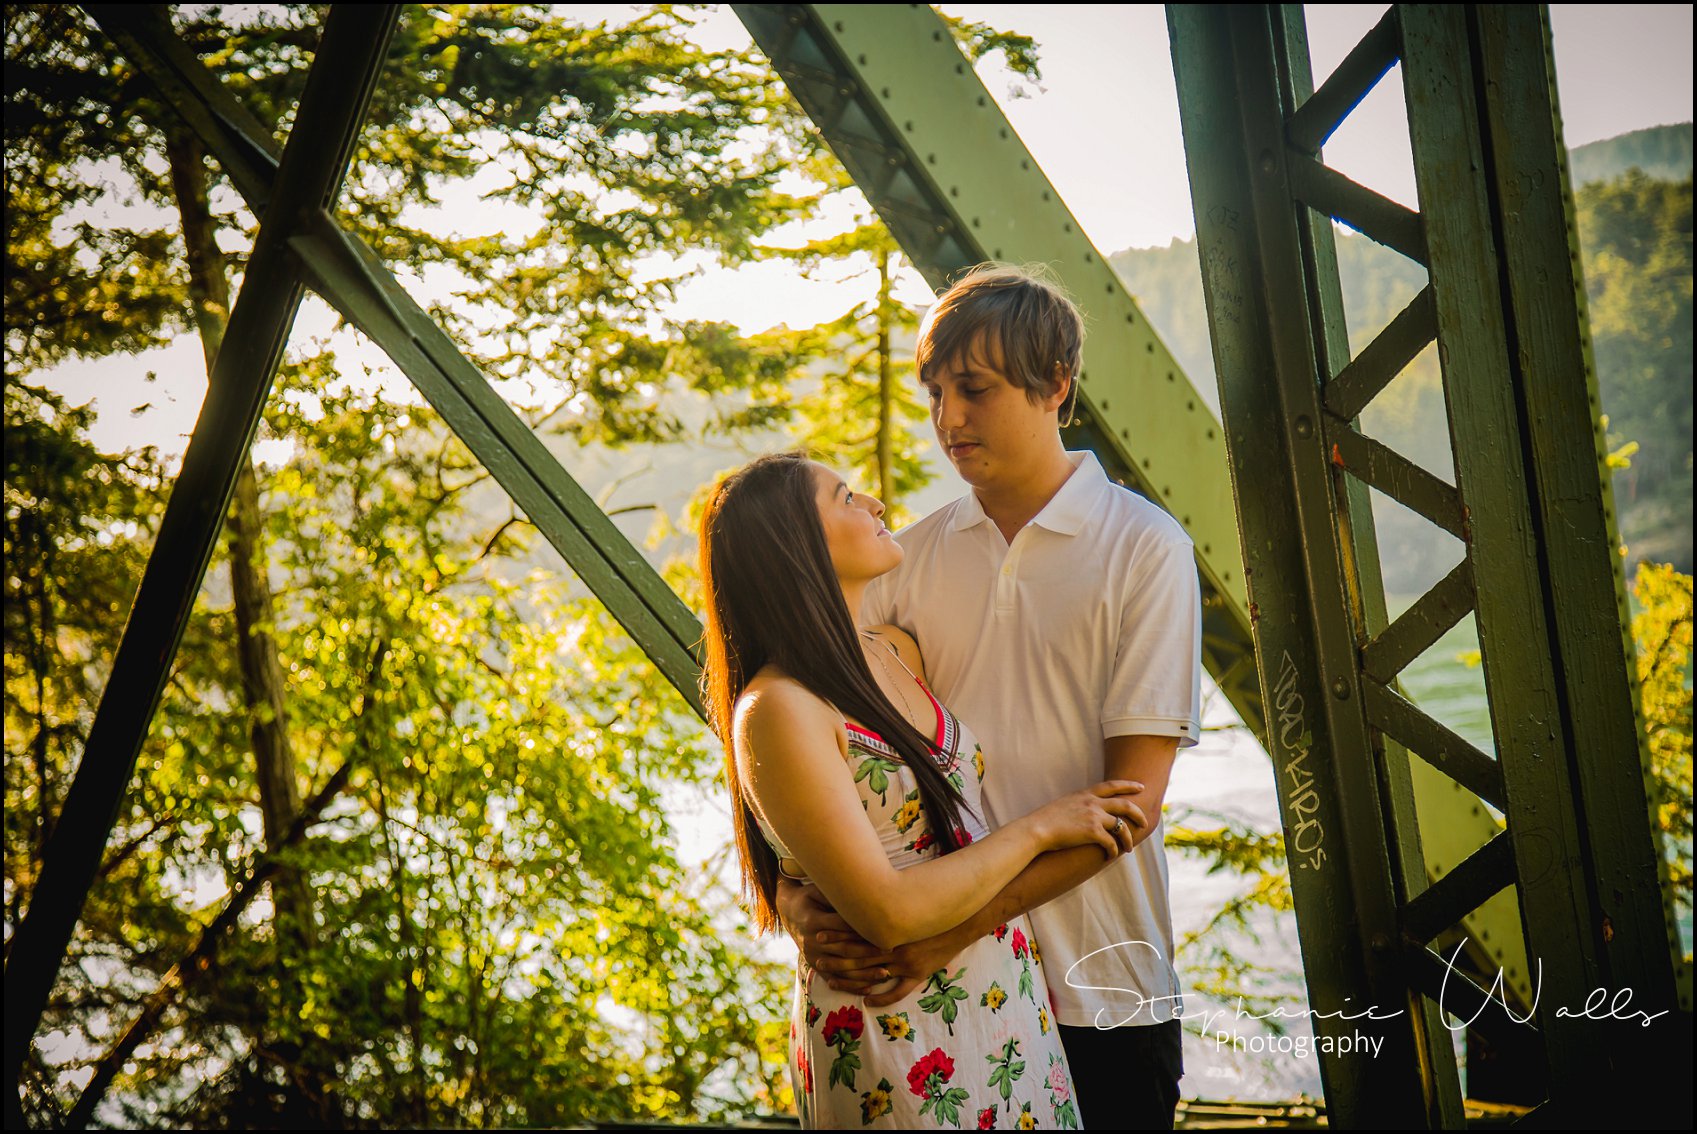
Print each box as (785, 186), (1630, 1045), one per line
(948, 451), (1107, 536)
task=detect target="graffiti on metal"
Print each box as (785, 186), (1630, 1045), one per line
(1274, 650), (1328, 871)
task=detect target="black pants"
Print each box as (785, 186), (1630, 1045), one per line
(1057, 1020), (1184, 1130)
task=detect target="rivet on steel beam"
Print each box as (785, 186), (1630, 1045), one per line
(858, 54), (867, 64)
(1260, 149), (1277, 174)
(1125, 313), (1135, 324)
(1104, 283), (1112, 294)
(927, 153), (936, 164)
(977, 96), (986, 107)
(972, 218), (981, 228)
(1332, 678), (1350, 700)
(882, 87), (891, 98)
(950, 187), (959, 197)
(933, 30), (943, 41)
(955, 63), (965, 74)
(1294, 415), (1313, 438)
(905, 121), (914, 131)
(999, 128), (1009, 139)
(834, 21), (845, 31)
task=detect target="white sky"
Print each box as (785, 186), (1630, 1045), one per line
(37, 4), (1697, 457)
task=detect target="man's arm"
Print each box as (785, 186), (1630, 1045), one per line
(791, 736), (1180, 1002)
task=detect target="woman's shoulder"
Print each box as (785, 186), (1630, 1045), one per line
(735, 669), (842, 735)
(865, 624), (927, 683)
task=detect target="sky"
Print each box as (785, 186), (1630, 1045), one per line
(37, 4), (1697, 458)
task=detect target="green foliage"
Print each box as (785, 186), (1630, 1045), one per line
(1579, 172), (1694, 568)
(1632, 562), (1694, 919)
(1164, 810), (1298, 1024)
(1570, 123), (1694, 188)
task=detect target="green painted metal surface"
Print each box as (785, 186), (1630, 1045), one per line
(1170, 7), (1459, 1124)
(1176, 0), (1684, 1121)
(733, 3), (1261, 738)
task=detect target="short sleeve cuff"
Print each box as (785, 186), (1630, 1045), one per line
(1102, 715), (1202, 748)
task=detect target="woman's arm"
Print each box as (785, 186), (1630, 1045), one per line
(777, 736), (1173, 1000)
(737, 680), (1141, 952)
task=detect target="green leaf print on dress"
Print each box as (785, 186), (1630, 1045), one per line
(985, 1036), (1026, 1102)
(853, 754), (903, 804)
(918, 967), (969, 1035)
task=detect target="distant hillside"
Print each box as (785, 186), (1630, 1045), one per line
(1570, 123), (1694, 186)
(1110, 126), (1694, 589)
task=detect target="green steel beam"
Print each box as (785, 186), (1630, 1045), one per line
(1177, 1), (1685, 1121)
(1469, 3), (1681, 1009)
(1399, 6), (1684, 1115)
(732, 3), (1261, 738)
(85, 3), (708, 717)
(1171, 7), (1459, 1124)
(3, 6), (399, 1108)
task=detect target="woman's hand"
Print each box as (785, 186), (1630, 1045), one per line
(1022, 780), (1148, 858)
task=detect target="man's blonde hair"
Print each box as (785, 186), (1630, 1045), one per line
(916, 263), (1084, 421)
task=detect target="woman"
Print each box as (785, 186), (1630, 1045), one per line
(699, 452), (1143, 1129)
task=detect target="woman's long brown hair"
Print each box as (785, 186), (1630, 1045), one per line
(698, 452), (972, 933)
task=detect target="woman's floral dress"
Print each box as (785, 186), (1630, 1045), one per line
(755, 672), (1082, 1129)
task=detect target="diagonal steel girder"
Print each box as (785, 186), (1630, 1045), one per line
(732, 3), (1264, 739)
(3, 6), (400, 1109)
(83, 3), (709, 718)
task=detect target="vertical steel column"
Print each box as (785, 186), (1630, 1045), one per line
(2, 6), (399, 1110)
(1170, 7), (1459, 1126)
(1398, 6), (1682, 1117)
(1175, 0), (1686, 1123)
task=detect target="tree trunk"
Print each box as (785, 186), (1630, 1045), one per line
(163, 127), (324, 1122)
(163, 125), (312, 947)
(875, 246), (895, 505)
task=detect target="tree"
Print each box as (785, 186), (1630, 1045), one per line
(5, 3), (825, 1123)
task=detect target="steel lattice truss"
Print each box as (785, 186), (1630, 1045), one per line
(4, 4), (1687, 1126)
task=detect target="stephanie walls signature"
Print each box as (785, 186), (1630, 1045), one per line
(1063, 940), (1671, 1033)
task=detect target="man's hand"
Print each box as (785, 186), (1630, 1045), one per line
(776, 879), (896, 992)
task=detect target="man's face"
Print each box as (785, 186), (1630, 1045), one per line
(921, 335), (1068, 493)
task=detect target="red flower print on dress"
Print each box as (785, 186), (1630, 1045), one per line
(912, 831), (936, 854)
(822, 1005), (864, 1045)
(1010, 928), (1028, 958)
(978, 1104), (998, 1128)
(992, 923), (1009, 942)
(906, 1049), (955, 1095)
(907, 1048), (969, 1125)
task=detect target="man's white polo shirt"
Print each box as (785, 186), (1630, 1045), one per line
(862, 450), (1202, 1028)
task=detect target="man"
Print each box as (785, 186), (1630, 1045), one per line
(776, 263), (1203, 1128)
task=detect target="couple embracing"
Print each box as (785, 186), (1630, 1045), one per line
(698, 265), (1202, 1129)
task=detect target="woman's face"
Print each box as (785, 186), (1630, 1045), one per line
(811, 462), (901, 583)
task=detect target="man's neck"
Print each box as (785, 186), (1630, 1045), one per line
(975, 446), (1078, 545)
